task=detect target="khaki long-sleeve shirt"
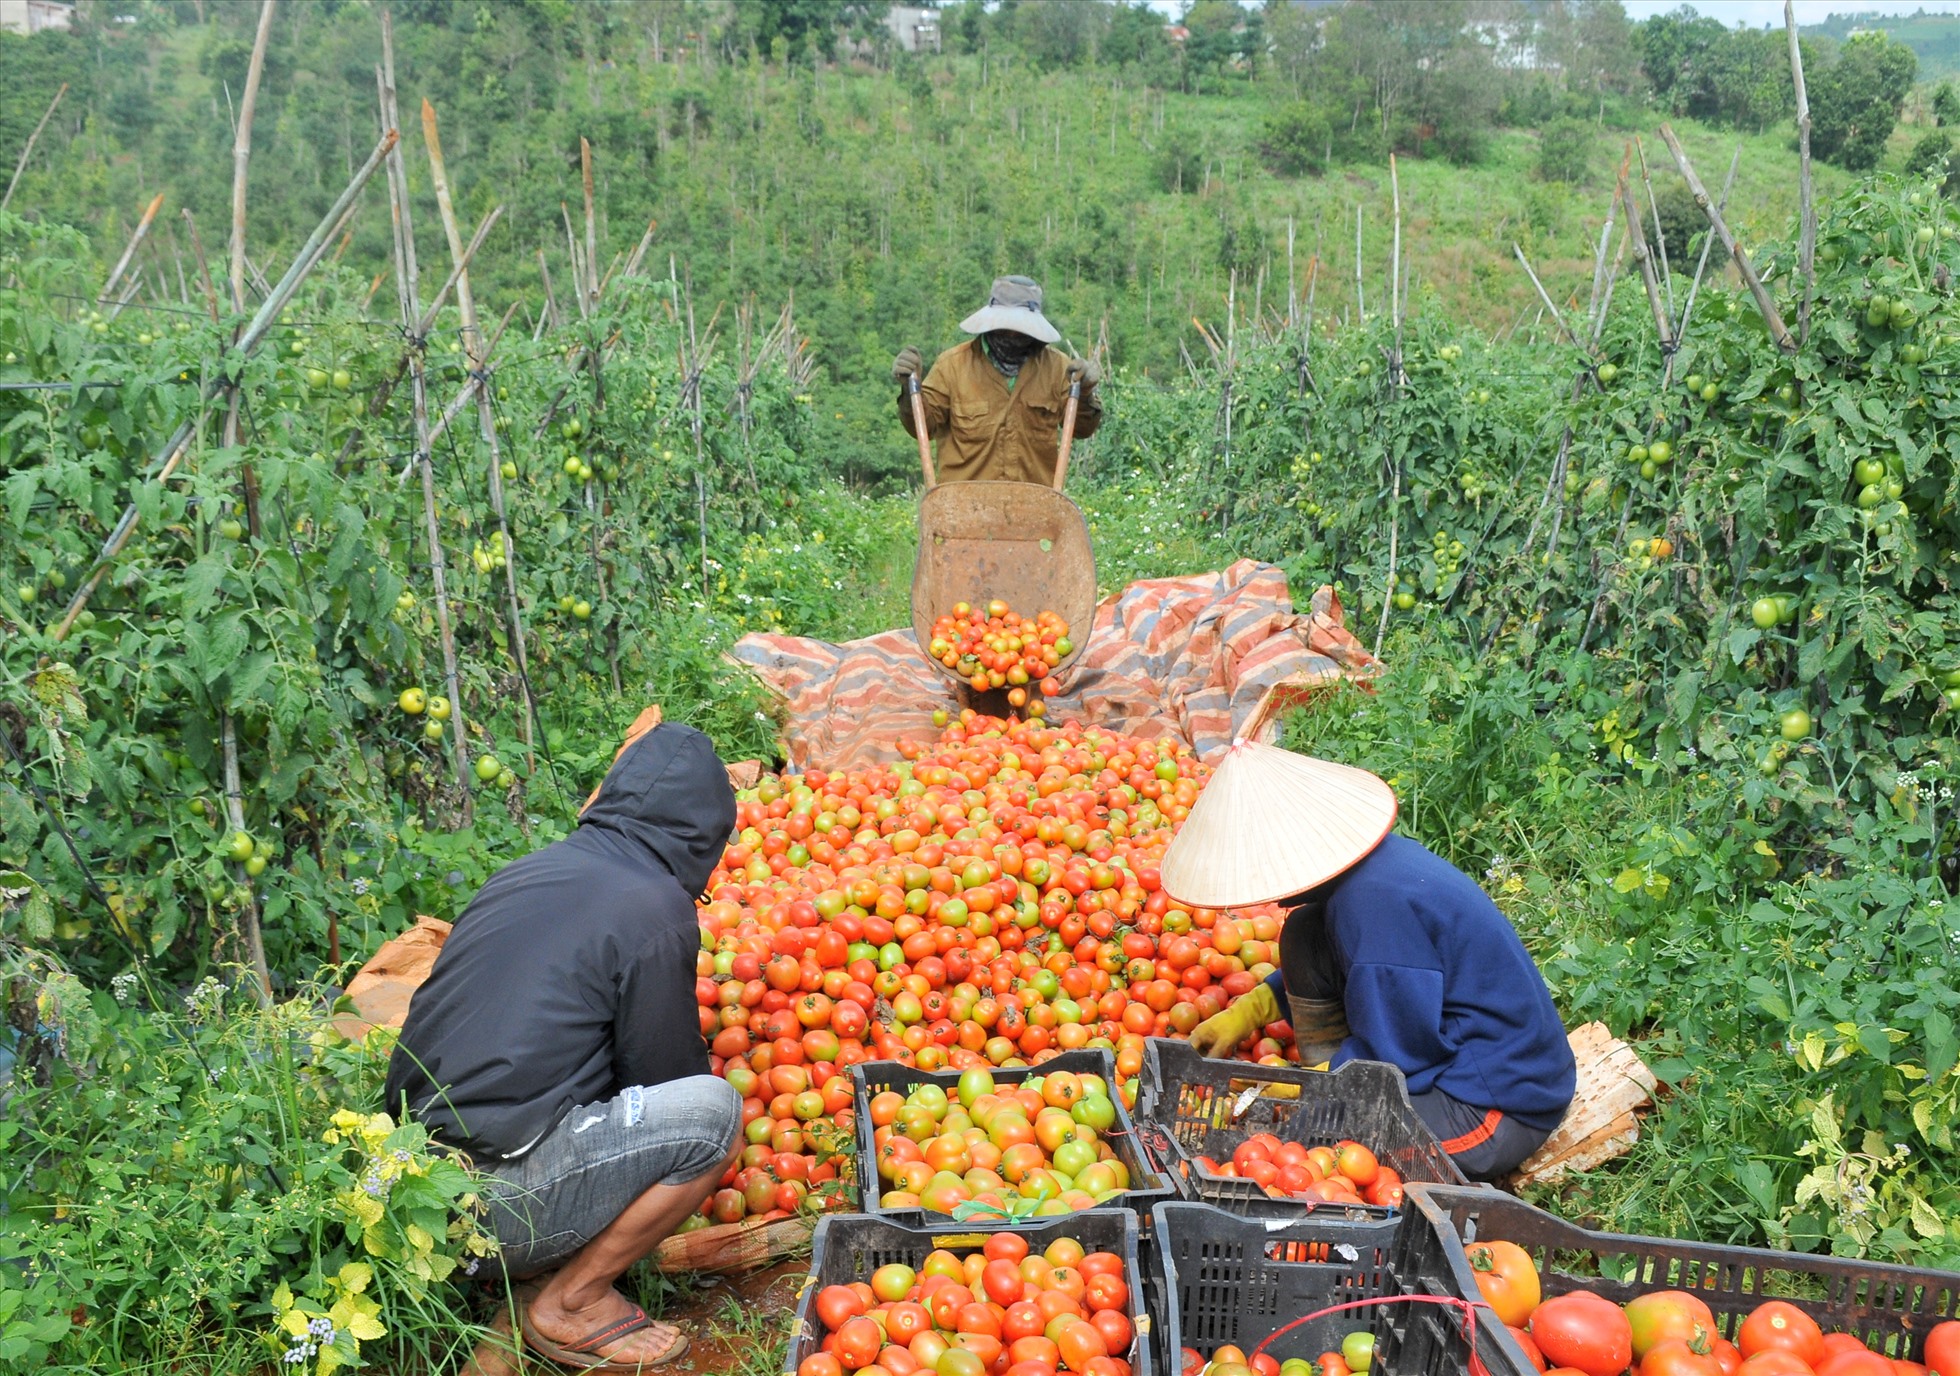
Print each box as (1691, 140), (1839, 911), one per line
(898, 340), (1102, 486)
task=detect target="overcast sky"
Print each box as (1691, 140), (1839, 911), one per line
(1144, 0), (1960, 25)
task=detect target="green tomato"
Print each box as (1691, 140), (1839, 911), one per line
(563, 455), (583, 476)
(305, 367), (330, 388)
(501, 460), (518, 480)
(1392, 591), (1416, 611)
(1867, 298), (1892, 327)
(1684, 374), (1704, 393)
(1640, 459), (1658, 481)
(227, 831), (256, 862)
(1596, 363), (1618, 384)
(427, 695), (452, 722)
(244, 855), (268, 877)
(1853, 458), (1887, 487)
(497, 769), (515, 789)
(1750, 598), (1782, 631)
(331, 368), (353, 390)
(1857, 484), (1884, 510)
(17, 584), (35, 604)
(1341, 1331), (1376, 1373)
(1647, 440), (1672, 465)
(219, 518), (245, 540)
(47, 568), (66, 589)
(1776, 384), (1796, 404)
(1699, 383), (1719, 403)
(399, 687), (427, 715)
(423, 720), (444, 741)
(474, 754), (503, 783)
(1945, 687), (1960, 711)
(1779, 708), (1812, 742)
(559, 595), (576, 612)
(573, 599), (593, 620)
(1629, 444), (1649, 465)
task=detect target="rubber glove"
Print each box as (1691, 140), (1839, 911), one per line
(891, 345), (924, 382)
(1188, 981), (1278, 1059)
(1064, 356), (1102, 392)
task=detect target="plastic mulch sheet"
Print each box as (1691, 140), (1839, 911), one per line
(727, 559), (1378, 770)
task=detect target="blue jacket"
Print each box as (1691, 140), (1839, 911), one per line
(1264, 834), (1575, 1127)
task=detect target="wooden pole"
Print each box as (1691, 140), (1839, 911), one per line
(1618, 145), (1674, 351)
(379, 24), (472, 814)
(1053, 379), (1081, 490)
(228, 0), (278, 314)
(1374, 156), (1404, 660)
(581, 137), (600, 312)
(98, 193), (165, 309)
(908, 376), (937, 487)
(1785, 0), (1817, 345)
(1657, 124), (1795, 353)
(1513, 243), (1589, 353)
(181, 210), (223, 325)
(1, 81), (67, 215)
(423, 97), (536, 769)
(1634, 137), (1674, 321)
(52, 131), (396, 640)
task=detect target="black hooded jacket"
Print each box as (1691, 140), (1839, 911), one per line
(384, 723), (737, 1161)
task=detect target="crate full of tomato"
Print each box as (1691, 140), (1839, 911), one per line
(856, 1049), (1173, 1226)
(1407, 1182), (1960, 1376)
(1134, 1038), (1467, 1218)
(784, 1209), (1152, 1376)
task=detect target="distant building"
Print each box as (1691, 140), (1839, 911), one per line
(1165, 24), (1189, 44)
(886, 4), (940, 54)
(0, 0), (75, 34)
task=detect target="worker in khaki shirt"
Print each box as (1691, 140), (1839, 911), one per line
(892, 276), (1102, 486)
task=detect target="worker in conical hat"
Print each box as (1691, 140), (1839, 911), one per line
(1159, 740), (1576, 1182)
(891, 275), (1102, 486)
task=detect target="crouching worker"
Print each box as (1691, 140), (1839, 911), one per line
(1161, 741), (1576, 1183)
(386, 722), (741, 1371)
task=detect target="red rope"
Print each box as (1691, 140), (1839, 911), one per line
(1247, 1293), (1499, 1376)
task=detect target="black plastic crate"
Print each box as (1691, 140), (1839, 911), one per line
(1134, 1038), (1468, 1218)
(852, 1048), (1174, 1227)
(1407, 1182), (1960, 1372)
(1152, 1200), (1515, 1375)
(783, 1210), (1153, 1376)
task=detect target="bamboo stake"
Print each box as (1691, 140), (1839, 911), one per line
(1, 81), (67, 215)
(425, 301), (520, 451)
(1513, 243), (1588, 353)
(221, 712), (273, 1002)
(1374, 157), (1405, 659)
(581, 137), (600, 311)
(53, 131), (396, 640)
(182, 210), (222, 324)
(1785, 0), (1817, 344)
(99, 193), (165, 308)
(1635, 137), (1674, 321)
(378, 34), (472, 814)
(423, 97), (536, 769)
(1618, 145), (1674, 350)
(228, 0), (277, 314)
(1353, 204), (1364, 319)
(1657, 124), (1794, 353)
(538, 249), (561, 331)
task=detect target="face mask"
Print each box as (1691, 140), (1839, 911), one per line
(984, 330), (1040, 372)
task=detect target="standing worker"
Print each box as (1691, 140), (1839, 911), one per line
(892, 275), (1102, 486)
(1160, 741), (1576, 1182)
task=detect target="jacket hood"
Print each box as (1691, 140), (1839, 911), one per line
(578, 723), (736, 896)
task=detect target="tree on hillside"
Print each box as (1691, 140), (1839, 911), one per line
(1640, 7), (1790, 130)
(1809, 31), (1917, 172)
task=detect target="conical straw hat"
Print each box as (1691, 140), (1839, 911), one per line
(1161, 740), (1398, 909)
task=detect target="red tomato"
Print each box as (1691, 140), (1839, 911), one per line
(834, 1317), (884, 1371)
(1739, 1303), (1825, 1367)
(1626, 1291), (1717, 1360)
(1529, 1292), (1633, 1376)
(1736, 1354), (1820, 1376)
(1467, 1241), (1542, 1328)
(1641, 1339), (1726, 1376)
(813, 1285), (864, 1332)
(1506, 1324), (1549, 1372)
(1926, 1321), (1960, 1376)
(982, 1259), (1026, 1306)
(1815, 1353), (1899, 1376)
(799, 1355), (844, 1376)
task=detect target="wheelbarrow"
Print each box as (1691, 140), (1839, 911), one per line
(904, 374), (1097, 707)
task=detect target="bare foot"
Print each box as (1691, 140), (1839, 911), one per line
(522, 1278), (686, 1368)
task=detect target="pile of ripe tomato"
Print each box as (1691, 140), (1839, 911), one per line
(687, 712), (1297, 1228)
(926, 600), (1073, 703)
(1191, 1132), (1405, 1209)
(796, 1230), (1138, 1376)
(1468, 1238), (1960, 1376)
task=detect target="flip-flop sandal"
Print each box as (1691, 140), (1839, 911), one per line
(518, 1298), (689, 1373)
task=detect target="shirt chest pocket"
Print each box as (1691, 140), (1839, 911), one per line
(951, 402), (997, 443)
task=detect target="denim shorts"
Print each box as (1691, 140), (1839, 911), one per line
(479, 1075), (741, 1277)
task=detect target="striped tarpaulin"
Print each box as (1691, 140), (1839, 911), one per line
(729, 560), (1377, 769)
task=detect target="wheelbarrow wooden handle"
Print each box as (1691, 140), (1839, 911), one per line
(907, 374), (936, 489)
(1053, 376), (1082, 491)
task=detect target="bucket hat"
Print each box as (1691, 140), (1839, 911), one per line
(1160, 740), (1398, 909)
(959, 275), (1061, 344)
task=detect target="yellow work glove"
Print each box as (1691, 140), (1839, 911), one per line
(1188, 981), (1279, 1059)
